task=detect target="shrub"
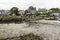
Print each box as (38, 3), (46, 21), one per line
(0, 16), (23, 23)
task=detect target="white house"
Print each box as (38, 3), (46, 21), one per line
(50, 11), (60, 16)
(0, 10), (11, 16)
(38, 8), (47, 13)
(28, 10), (37, 14)
(50, 13), (60, 16)
(50, 11), (60, 20)
(19, 10), (25, 15)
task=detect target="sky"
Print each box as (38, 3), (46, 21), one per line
(0, 0), (60, 10)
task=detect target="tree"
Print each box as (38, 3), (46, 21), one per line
(50, 8), (60, 12)
(10, 7), (19, 16)
(29, 6), (36, 10)
(25, 10), (28, 14)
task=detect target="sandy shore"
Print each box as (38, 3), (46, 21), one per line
(0, 20), (60, 40)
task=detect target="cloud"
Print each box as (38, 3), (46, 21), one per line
(0, 0), (60, 10)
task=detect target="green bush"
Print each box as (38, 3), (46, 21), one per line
(0, 16), (23, 23)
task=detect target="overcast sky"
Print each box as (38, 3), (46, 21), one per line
(0, 0), (60, 10)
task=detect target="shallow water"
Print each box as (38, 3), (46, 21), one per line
(0, 20), (60, 40)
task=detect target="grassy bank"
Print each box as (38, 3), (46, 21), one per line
(0, 16), (23, 23)
(0, 15), (54, 24)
